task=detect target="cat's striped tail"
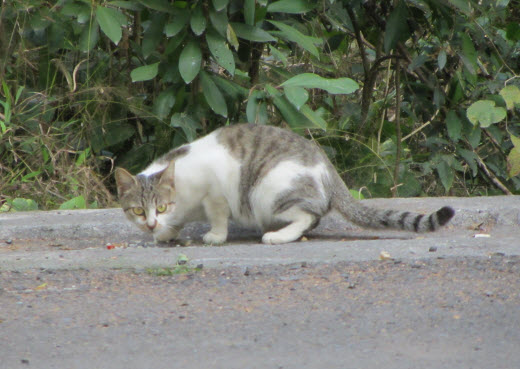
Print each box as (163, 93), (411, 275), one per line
(331, 181), (454, 232)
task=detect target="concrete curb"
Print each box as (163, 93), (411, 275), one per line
(1, 197), (519, 272)
(1, 196), (519, 242)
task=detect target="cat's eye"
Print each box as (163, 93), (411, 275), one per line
(156, 204), (167, 213)
(132, 207), (145, 216)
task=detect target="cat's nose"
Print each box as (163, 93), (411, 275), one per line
(146, 220), (157, 230)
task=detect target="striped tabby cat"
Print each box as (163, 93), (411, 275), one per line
(115, 124), (454, 244)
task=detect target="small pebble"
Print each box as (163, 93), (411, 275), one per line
(6, 239), (13, 245)
(429, 246), (438, 252)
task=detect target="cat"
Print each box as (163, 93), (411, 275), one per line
(115, 123), (454, 245)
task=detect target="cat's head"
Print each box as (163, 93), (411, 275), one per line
(115, 162), (177, 240)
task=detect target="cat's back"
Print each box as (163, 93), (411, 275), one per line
(215, 123), (325, 166)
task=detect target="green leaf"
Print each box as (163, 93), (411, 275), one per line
(61, 2), (88, 17)
(165, 30), (186, 54)
(108, 1), (144, 11)
(11, 198), (39, 212)
(499, 85), (520, 110)
(281, 73), (359, 94)
(244, 0), (255, 25)
(300, 104), (327, 130)
(190, 5), (206, 36)
(408, 54), (428, 72)
(246, 90), (267, 124)
(209, 7), (228, 36)
(266, 84), (318, 130)
(247, 91), (260, 124)
(466, 100), (507, 127)
(268, 44), (288, 67)
(227, 24), (239, 50)
(176, 253), (189, 265)
(457, 149), (478, 176)
(79, 22), (99, 52)
(267, 0), (316, 14)
(229, 22), (276, 42)
(131, 62), (159, 82)
(435, 159), (454, 192)
(508, 135), (520, 177)
(206, 28), (235, 75)
(460, 33), (477, 75)
(137, 0), (175, 14)
(438, 49), (447, 71)
(212, 75), (249, 99)
(268, 20), (320, 58)
(466, 126), (481, 149)
(200, 71), (228, 117)
(446, 110), (462, 142)
(21, 171), (42, 182)
(96, 6), (125, 45)
(153, 88), (176, 120)
(349, 189), (365, 200)
(59, 196), (87, 210)
(212, 0), (230, 11)
(179, 41), (202, 84)
(75, 148), (90, 167)
(165, 9), (189, 37)
(506, 22), (520, 42)
(283, 86), (308, 109)
(170, 113), (201, 142)
(91, 122), (135, 151)
(448, 0), (473, 16)
(142, 13), (167, 58)
(384, 1), (409, 53)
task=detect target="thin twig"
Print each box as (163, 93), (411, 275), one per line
(475, 153), (512, 195)
(401, 109), (440, 142)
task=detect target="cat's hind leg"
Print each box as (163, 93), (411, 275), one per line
(262, 207), (318, 244)
(202, 195), (230, 245)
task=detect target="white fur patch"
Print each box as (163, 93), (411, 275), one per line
(173, 132), (242, 222)
(140, 162), (168, 177)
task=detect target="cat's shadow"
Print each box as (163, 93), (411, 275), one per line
(147, 217), (413, 248)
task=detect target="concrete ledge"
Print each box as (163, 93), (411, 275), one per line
(1, 196), (519, 243)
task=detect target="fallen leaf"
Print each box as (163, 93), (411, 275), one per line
(35, 283), (47, 291)
(379, 251), (393, 260)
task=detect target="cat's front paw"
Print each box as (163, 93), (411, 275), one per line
(203, 232), (227, 245)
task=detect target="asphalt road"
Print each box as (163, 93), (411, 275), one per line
(1, 257), (519, 369)
(1, 196), (519, 368)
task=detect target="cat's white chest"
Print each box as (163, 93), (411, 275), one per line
(174, 133), (243, 220)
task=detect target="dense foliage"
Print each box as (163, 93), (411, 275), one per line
(1, 0), (520, 211)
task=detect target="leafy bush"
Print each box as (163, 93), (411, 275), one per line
(1, 0), (519, 211)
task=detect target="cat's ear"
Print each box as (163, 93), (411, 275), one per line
(158, 161), (175, 188)
(115, 168), (137, 197)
